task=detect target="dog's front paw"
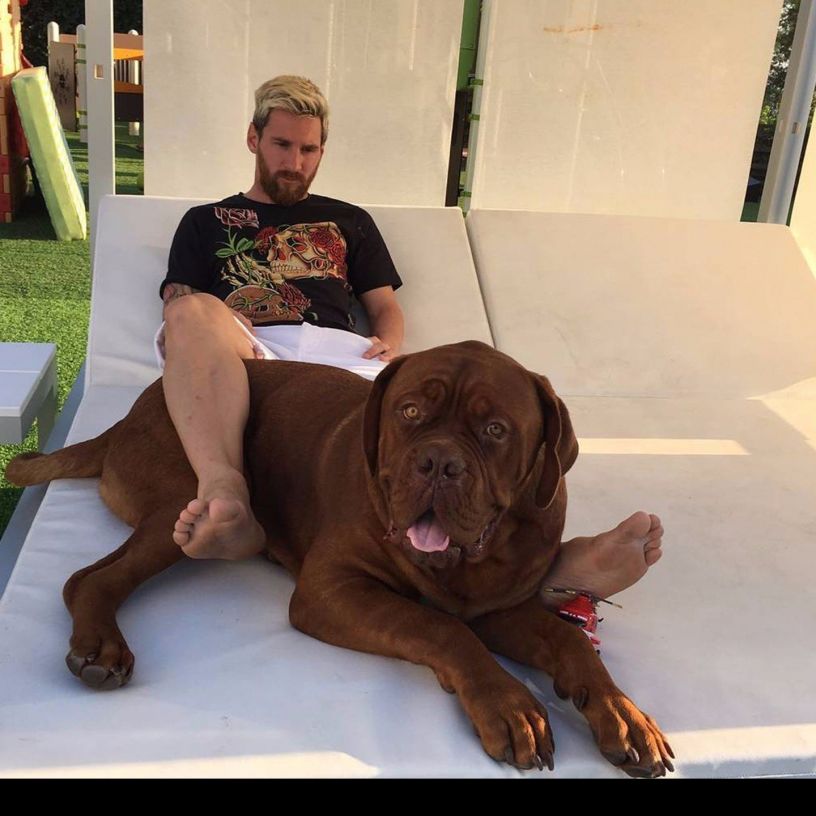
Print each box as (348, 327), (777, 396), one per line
(582, 689), (674, 778)
(460, 676), (554, 771)
(66, 630), (134, 690)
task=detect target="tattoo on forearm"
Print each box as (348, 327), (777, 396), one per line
(162, 283), (199, 305)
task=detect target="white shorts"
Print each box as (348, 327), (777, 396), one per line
(154, 319), (389, 382)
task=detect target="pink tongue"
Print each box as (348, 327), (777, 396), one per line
(407, 513), (450, 553)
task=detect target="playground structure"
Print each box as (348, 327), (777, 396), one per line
(46, 22), (142, 139)
(0, 0), (25, 223)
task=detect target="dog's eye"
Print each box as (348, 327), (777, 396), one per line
(402, 405), (420, 420)
(486, 422), (506, 438)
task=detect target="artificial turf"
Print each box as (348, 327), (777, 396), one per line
(0, 122), (143, 537)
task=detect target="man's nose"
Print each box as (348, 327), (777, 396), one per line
(282, 147), (303, 172)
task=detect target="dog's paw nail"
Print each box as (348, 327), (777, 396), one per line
(553, 680), (569, 700)
(504, 747), (514, 766)
(627, 747), (640, 765)
(602, 750), (627, 767)
(664, 757), (675, 773)
(80, 664), (113, 688)
(65, 652), (87, 677)
(572, 687), (588, 710)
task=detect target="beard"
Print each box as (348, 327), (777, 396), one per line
(257, 151), (318, 206)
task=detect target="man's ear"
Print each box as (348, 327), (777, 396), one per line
(531, 374), (579, 509)
(362, 355), (409, 480)
(247, 122), (259, 154)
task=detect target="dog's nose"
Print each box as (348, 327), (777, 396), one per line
(416, 445), (466, 480)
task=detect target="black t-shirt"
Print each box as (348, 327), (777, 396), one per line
(160, 193), (402, 332)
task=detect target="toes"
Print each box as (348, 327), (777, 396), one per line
(180, 499), (208, 524)
(644, 548), (663, 567)
(620, 511), (652, 537)
(592, 695), (674, 778)
(507, 709), (553, 771)
(172, 530), (190, 547)
(65, 646), (134, 690)
(186, 498), (207, 516)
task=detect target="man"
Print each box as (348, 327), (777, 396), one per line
(158, 75), (664, 624)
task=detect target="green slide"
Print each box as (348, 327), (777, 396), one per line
(12, 66), (86, 241)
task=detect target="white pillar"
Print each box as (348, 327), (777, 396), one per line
(46, 21), (59, 51)
(76, 24), (88, 143)
(127, 28), (141, 137)
(758, 0), (816, 224)
(84, 0), (115, 247)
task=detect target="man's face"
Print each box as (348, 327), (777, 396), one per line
(247, 109), (324, 205)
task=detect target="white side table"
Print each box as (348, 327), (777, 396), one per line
(0, 343), (58, 449)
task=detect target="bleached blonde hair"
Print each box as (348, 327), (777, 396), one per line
(252, 75), (329, 145)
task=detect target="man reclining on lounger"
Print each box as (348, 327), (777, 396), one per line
(157, 74), (664, 616)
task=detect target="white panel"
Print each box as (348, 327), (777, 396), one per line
(144, 0), (462, 205)
(790, 117), (816, 274)
(469, 0), (782, 218)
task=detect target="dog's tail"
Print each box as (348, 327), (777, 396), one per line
(5, 423), (119, 486)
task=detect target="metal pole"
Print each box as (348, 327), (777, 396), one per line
(127, 28), (141, 137)
(84, 0), (115, 248)
(758, 0), (816, 224)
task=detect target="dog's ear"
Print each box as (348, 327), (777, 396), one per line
(531, 374), (579, 509)
(363, 355), (410, 479)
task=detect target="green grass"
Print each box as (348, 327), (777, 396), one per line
(0, 122), (143, 537)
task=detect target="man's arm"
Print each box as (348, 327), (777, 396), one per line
(359, 286), (404, 361)
(161, 283), (201, 319)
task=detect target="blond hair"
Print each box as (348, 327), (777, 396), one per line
(252, 75), (329, 145)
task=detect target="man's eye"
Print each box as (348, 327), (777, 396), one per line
(486, 423), (505, 438)
(402, 405), (420, 420)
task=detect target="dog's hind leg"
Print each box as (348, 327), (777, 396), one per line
(63, 507), (185, 690)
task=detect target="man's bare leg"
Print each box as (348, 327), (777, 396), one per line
(542, 511), (664, 606)
(162, 293), (266, 560)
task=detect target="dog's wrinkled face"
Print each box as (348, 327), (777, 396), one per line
(363, 342), (576, 570)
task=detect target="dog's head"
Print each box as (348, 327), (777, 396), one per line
(363, 341), (578, 571)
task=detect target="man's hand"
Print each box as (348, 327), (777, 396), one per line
(359, 286), (404, 363)
(363, 336), (396, 362)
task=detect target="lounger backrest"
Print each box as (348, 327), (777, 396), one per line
(466, 209), (816, 398)
(143, 2), (462, 206)
(466, 2), (779, 220)
(87, 195), (492, 388)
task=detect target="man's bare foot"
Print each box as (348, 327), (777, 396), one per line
(542, 511), (664, 604)
(172, 474), (266, 560)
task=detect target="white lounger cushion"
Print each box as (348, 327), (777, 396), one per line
(466, 208), (816, 776)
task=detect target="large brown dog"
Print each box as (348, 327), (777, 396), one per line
(6, 341), (673, 777)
